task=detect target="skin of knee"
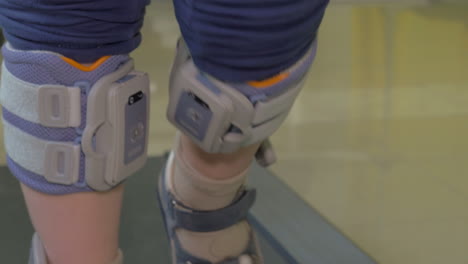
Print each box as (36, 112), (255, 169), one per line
(179, 135), (261, 181)
(21, 184), (124, 264)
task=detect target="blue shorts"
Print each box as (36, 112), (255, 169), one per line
(0, 0), (329, 81)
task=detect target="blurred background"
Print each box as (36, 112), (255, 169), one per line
(1, 0), (467, 263)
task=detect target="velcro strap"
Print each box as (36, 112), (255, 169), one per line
(0, 63), (81, 128)
(172, 189), (257, 233)
(3, 119), (80, 185)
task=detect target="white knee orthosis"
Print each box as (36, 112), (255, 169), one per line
(1, 54), (150, 191)
(1, 36), (314, 191)
(167, 40), (316, 163)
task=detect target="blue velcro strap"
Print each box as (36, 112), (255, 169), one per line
(169, 188), (257, 233)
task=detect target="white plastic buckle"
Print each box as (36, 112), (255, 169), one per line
(38, 85), (81, 128)
(44, 142), (81, 185)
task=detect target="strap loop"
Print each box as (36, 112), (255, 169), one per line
(3, 119), (80, 185)
(171, 189), (257, 233)
(44, 142), (81, 185)
(38, 85), (81, 128)
(0, 63), (81, 128)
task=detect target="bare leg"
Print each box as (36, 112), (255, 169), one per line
(22, 184), (124, 264)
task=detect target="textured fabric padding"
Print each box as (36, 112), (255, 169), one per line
(0, 62), (81, 127)
(3, 119), (80, 182)
(2, 108), (78, 142)
(4, 119), (50, 176)
(2, 45), (129, 86)
(0, 62), (42, 124)
(7, 155), (91, 195)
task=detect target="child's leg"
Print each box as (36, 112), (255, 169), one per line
(0, 1), (150, 263)
(23, 185), (124, 264)
(160, 0), (330, 263)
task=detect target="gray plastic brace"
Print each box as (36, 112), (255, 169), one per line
(82, 60), (150, 191)
(167, 48), (305, 154)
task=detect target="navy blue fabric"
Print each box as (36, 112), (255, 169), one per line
(0, 0), (329, 80)
(175, 0), (330, 81)
(0, 0), (150, 63)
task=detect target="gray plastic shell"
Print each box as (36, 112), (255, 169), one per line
(167, 51), (305, 154)
(82, 60), (150, 191)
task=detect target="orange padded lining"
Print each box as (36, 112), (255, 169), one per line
(60, 56), (111, 72)
(247, 72), (289, 89)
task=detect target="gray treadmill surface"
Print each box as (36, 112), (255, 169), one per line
(0, 156), (376, 264)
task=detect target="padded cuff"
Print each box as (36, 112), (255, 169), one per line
(160, 155), (256, 233)
(0, 44), (140, 194)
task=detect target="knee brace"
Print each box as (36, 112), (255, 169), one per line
(167, 39), (317, 159)
(0, 44), (150, 194)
